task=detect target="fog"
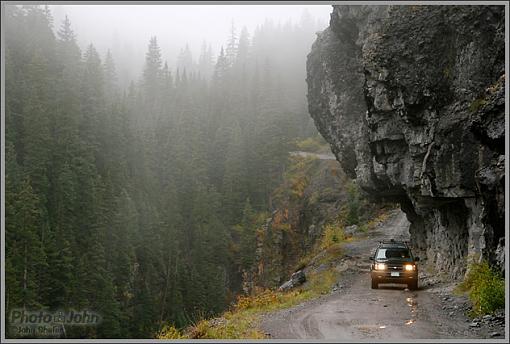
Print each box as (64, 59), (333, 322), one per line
(5, 4), (336, 337)
(49, 4), (332, 86)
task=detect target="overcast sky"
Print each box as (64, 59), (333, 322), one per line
(49, 4), (332, 72)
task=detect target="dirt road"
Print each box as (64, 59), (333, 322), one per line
(260, 210), (504, 340)
(289, 151), (336, 160)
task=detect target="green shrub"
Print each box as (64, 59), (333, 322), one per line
(320, 223), (345, 250)
(295, 137), (323, 152)
(359, 224), (368, 233)
(157, 325), (184, 339)
(294, 135), (328, 153)
(469, 97), (487, 113)
(457, 261), (505, 316)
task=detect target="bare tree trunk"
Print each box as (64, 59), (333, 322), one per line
(158, 255), (172, 330)
(23, 242), (27, 310)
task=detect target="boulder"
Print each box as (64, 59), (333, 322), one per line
(344, 225), (358, 237)
(278, 270), (306, 291)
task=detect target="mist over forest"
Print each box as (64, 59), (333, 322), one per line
(49, 5), (330, 88)
(4, 4), (332, 338)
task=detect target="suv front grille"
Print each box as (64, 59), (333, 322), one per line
(387, 265), (403, 271)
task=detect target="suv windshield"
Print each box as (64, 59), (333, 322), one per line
(376, 247), (412, 261)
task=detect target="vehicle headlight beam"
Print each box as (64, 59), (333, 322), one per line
(375, 263), (387, 270)
(404, 264), (415, 271)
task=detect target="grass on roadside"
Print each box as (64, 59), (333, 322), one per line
(295, 207), (391, 273)
(455, 260), (505, 316)
(157, 268), (338, 339)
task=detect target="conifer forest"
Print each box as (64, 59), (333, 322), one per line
(4, 5), (328, 338)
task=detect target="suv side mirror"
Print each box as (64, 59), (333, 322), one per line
(369, 257), (374, 261)
(414, 257), (420, 262)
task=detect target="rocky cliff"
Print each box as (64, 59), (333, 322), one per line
(241, 154), (389, 292)
(307, 5), (505, 279)
(243, 156), (349, 291)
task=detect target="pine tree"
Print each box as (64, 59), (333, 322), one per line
(40, 231), (74, 309)
(222, 121), (248, 224)
(5, 142), (22, 314)
(141, 36), (163, 126)
(225, 20), (238, 66)
(80, 44), (105, 172)
(236, 27), (250, 71)
(104, 49), (117, 100)
(198, 41), (214, 81)
(57, 15), (82, 71)
(177, 44), (193, 74)
(189, 184), (229, 313)
(237, 198), (258, 270)
(143, 36), (162, 96)
(212, 47), (230, 96)
(22, 49), (53, 200)
(10, 177), (46, 309)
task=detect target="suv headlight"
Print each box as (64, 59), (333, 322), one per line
(404, 264), (416, 271)
(375, 263), (387, 270)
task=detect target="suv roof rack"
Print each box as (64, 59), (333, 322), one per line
(379, 239), (409, 247)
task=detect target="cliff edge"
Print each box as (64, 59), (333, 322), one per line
(307, 5), (505, 279)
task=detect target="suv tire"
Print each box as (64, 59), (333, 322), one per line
(371, 279), (378, 289)
(408, 280), (418, 290)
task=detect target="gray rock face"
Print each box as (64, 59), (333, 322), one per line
(278, 270), (306, 291)
(344, 224), (359, 237)
(307, 5), (505, 279)
(243, 158), (351, 291)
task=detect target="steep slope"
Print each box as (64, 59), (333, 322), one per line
(241, 152), (390, 292)
(307, 5), (505, 279)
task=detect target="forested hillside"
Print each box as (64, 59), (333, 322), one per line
(4, 5), (326, 338)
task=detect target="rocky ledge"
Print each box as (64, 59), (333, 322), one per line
(307, 5), (505, 279)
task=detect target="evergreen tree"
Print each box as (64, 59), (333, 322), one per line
(143, 36), (162, 91)
(9, 178), (46, 309)
(237, 198), (258, 270)
(177, 44), (193, 74)
(212, 47), (229, 86)
(198, 41), (214, 81)
(142, 36), (163, 117)
(222, 121), (248, 224)
(225, 20), (238, 66)
(235, 27), (250, 72)
(104, 49), (118, 100)
(5, 6), (326, 338)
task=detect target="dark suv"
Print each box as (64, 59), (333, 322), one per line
(370, 240), (420, 290)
